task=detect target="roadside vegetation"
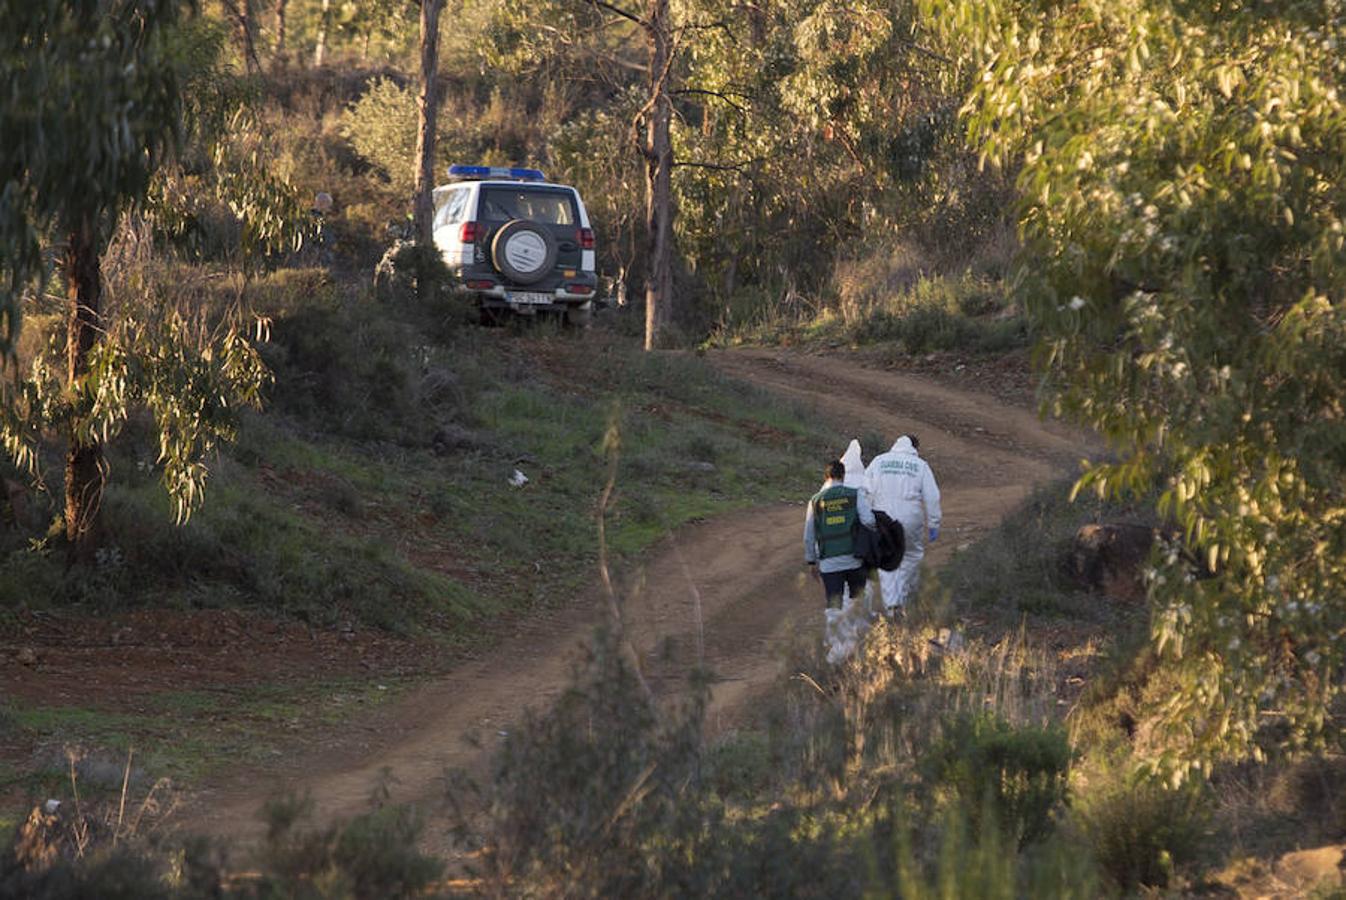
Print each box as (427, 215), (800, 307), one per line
(714, 268), (1029, 359)
(12, 479), (1342, 897)
(457, 484), (1345, 897)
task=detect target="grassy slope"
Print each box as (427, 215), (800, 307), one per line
(0, 274), (834, 802)
(711, 270), (1030, 359)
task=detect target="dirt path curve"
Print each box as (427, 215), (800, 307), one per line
(186, 348), (1093, 846)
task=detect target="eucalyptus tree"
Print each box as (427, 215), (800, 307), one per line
(314, 0), (331, 64)
(572, 0), (680, 349)
(926, 0), (1346, 774)
(413, 0), (447, 250)
(221, 0), (261, 72)
(488, 0), (680, 349)
(273, 0), (288, 65)
(1, 3), (303, 562)
(673, 0), (978, 321)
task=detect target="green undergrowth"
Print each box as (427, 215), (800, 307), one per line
(935, 478), (1154, 625)
(7, 448), (1310, 897)
(458, 479), (1160, 896)
(6, 678), (409, 795)
(0, 271), (830, 637)
(0, 269), (832, 830)
(711, 272), (1029, 356)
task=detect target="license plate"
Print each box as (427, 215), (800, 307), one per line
(508, 291), (553, 305)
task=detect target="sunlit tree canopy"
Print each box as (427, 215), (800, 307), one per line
(925, 0), (1346, 774)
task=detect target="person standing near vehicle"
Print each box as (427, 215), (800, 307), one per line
(804, 460), (877, 608)
(865, 434), (941, 615)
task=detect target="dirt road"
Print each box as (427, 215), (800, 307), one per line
(187, 348), (1091, 844)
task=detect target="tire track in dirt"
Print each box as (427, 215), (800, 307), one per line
(184, 348), (1095, 848)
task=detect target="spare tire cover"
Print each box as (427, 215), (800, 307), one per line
(490, 219), (558, 285)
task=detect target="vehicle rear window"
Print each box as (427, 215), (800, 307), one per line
(434, 187), (469, 228)
(479, 186), (576, 225)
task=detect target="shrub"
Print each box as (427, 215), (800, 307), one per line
(0, 795), (442, 899)
(0, 848), (170, 900)
(705, 731), (774, 801)
(255, 283), (434, 443)
(339, 77), (419, 193)
(1076, 778), (1209, 890)
(481, 628), (715, 896)
(891, 803), (1099, 900)
(1287, 754), (1346, 841)
(254, 795), (442, 899)
(923, 712), (1072, 846)
(857, 274), (1028, 355)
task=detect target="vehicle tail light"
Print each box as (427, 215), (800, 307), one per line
(578, 227), (594, 250)
(566, 284), (594, 295)
(466, 279), (496, 290)
(460, 221), (480, 243)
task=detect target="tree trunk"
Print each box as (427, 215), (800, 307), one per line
(413, 0), (445, 249)
(642, 0), (674, 351)
(223, 0), (260, 74)
(313, 0), (330, 67)
(273, 0), (288, 68)
(64, 213), (105, 563)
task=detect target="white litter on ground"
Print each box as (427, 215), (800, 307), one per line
(508, 469), (529, 488)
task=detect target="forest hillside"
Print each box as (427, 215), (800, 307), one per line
(2, 2), (1345, 898)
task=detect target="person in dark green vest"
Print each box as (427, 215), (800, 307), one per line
(804, 460), (877, 608)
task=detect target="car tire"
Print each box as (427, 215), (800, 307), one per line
(490, 220), (558, 285)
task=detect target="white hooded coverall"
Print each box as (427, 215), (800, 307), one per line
(840, 439), (865, 489)
(864, 436), (942, 611)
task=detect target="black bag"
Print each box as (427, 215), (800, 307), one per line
(872, 511), (905, 571)
(851, 519), (880, 568)
(852, 512), (905, 571)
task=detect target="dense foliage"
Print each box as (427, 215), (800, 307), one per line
(0, 0), (184, 358)
(927, 0), (1346, 773)
(475, 0), (999, 333)
(1, 8), (311, 547)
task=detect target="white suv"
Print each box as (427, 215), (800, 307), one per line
(432, 166), (597, 325)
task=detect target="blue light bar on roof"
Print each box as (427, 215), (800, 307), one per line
(447, 165), (547, 182)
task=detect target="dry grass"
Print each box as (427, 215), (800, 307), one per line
(7, 745), (177, 875)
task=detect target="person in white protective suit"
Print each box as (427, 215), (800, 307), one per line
(864, 434), (942, 614)
(840, 439), (865, 489)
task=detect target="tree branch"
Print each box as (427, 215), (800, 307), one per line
(674, 87), (748, 113)
(629, 29), (678, 161)
(677, 18), (738, 45)
(896, 36), (953, 66)
(673, 158), (763, 172)
(584, 0), (646, 28)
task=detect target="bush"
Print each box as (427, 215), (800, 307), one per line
(255, 281), (433, 444)
(254, 795), (442, 899)
(0, 795), (442, 899)
(1076, 778), (1210, 890)
(718, 270), (1029, 354)
(891, 803), (1099, 900)
(481, 628), (716, 896)
(860, 275), (1027, 355)
(923, 712), (1072, 846)
(705, 731), (774, 801)
(339, 77), (420, 193)
(1, 848), (170, 900)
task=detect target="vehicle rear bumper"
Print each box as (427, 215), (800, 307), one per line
(452, 267), (598, 310)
